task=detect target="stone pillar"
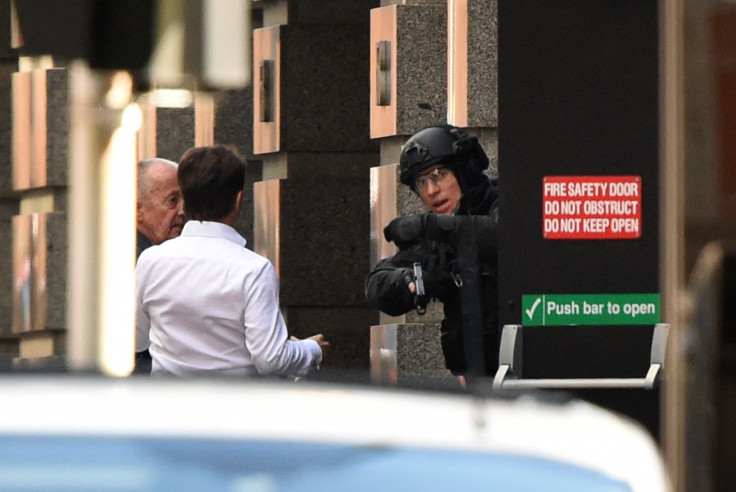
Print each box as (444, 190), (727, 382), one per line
(448, 0), (499, 176)
(368, 0), (499, 385)
(214, 85), (262, 249)
(10, 64), (69, 369)
(137, 91), (211, 162)
(12, 212), (67, 359)
(0, 12), (19, 362)
(448, 0), (498, 129)
(252, 0), (379, 380)
(368, 1), (453, 385)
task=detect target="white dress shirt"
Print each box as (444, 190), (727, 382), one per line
(135, 220), (322, 377)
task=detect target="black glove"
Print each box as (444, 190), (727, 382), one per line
(422, 213), (460, 244)
(424, 214), (498, 263)
(383, 215), (426, 249)
(384, 213), (463, 249)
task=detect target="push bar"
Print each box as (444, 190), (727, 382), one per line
(492, 323), (669, 390)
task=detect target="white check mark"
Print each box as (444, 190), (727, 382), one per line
(525, 297), (542, 320)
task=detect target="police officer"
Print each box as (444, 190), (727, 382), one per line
(365, 124), (499, 382)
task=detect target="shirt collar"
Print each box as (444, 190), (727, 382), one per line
(181, 221), (247, 248)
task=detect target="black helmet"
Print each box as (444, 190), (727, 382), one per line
(399, 125), (489, 192)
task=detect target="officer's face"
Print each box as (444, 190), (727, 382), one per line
(414, 165), (462, 215)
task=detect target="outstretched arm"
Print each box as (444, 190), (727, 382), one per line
(365, 255), (417, 317)
(384, 213), (497, 263)
(245, 262), (324, 377)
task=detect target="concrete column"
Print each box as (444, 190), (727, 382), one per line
(448, 0), (499, 180)
(10, 64), (68, 370)
(448, 0), (497, 129)
(214, 84), (261, 249)
(368, 2), (453, 385)
(252, 0), (380, 380)
(369, 1), (499, 385)
(137, 91), (212, 162)
(0, 59), (18, 355)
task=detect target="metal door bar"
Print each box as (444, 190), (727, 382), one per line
(493, 323), (668, 390)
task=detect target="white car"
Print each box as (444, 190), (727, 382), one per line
(0, 375), (669, 491)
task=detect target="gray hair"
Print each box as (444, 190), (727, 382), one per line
(137, 158), (178, 203)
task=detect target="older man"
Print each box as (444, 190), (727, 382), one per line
(136, 158), (186, 259)
(134, 158), (186, 374)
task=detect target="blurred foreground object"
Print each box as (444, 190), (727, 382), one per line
(13, 0), (251, 89)
(0, 376), (670, 492)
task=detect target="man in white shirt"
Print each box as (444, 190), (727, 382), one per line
(136, 145), (329, 377)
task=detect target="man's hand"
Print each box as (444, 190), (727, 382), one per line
(291, 334), (330, 359)
(405, 268), (454, 301)
(421, 266), (455, 300)
(308, 334), (330, 358)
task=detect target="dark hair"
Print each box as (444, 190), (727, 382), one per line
(177, 145), (246, 221)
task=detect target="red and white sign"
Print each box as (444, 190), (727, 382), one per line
(543, 175), (642, 239)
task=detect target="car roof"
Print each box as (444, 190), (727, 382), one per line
(0, 375), (669, 492)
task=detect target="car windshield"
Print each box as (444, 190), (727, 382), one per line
(0, 435), (631, 492)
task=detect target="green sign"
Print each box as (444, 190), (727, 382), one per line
(521, 293), (660, 326)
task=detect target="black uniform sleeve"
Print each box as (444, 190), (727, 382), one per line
(365, 251), (417, 316)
